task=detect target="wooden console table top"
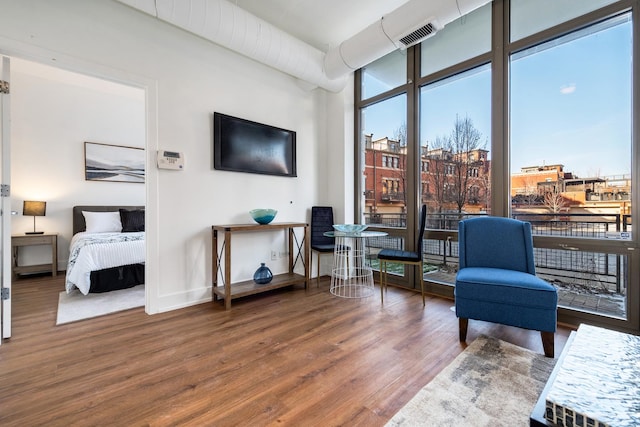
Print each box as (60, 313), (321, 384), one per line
(212, 222), (308, 232)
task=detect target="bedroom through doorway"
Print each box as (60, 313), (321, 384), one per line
(9, 57), (147, 327)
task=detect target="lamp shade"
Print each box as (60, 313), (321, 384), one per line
(23, 201), (46, 217)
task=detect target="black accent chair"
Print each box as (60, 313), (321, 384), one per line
(377, 205), (427, 305)
(310, 206), (348, 287)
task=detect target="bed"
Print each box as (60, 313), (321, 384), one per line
(65, 205), (145, 294)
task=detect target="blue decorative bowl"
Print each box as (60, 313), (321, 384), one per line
(333, 224), (368, 233)
(250, 209), (277, 225)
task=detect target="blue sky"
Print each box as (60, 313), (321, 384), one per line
(362, 15), (631, 179)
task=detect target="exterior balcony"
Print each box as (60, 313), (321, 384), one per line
(364, 189), (375, 200)
(381, 191), (405, 202)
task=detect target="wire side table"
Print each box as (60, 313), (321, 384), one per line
(324, 230), (387, 298)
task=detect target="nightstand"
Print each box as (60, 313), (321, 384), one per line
(11, 233), (58, 279)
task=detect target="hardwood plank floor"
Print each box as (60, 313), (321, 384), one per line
(0, 275), (572, 426)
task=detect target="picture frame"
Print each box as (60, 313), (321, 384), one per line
(84, 141), (145, 183)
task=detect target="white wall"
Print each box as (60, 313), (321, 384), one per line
(0, 0), (353, 313)
(11, 58), (146, 268)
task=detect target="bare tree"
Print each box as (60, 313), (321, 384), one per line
(391, 123), (408, 208)
(544, 185), (568, 213)
(522, 176), (541, 205)
(427, 135), (451, 214)
(392, 117), (486, 217)
(393, 122), (407, 147)
(449, 115), (485, 213)
(481, 173), (491, 211)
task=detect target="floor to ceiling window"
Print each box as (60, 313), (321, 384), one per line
(510, 7), (633, 323)
(355, 0), (639, 332)
(356, 1), (492, 288)
(419, 65), (491, 286)
(357, 49), (410, 278)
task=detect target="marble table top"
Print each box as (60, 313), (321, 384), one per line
(545, 324), (640, 427)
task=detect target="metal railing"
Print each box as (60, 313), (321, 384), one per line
(366, 212), (407, 228)
(363, 211), (629, 297)
(512, 213), (632, 238)
(381, 191), (406, 202)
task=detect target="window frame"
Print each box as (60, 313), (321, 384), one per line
(354, 0), (639, 332)
(504, 0), (639, 331)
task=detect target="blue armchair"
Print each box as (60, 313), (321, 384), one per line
(455, 217), (558, 357)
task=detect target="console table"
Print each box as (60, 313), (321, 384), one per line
(530, 324), (640, 426)
(211, 222), (309, 309)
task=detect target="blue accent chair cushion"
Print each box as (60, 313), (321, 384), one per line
(455, 217), (558, 356)
(456, 267), (558, 333)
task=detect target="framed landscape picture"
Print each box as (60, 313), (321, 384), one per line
(84, 141), (145, 183)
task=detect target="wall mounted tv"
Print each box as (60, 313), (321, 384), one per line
(213, 112), (297, 177)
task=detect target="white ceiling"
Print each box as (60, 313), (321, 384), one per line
(232, 0), (412, 52)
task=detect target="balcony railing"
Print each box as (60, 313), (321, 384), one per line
(367, 213), (406, 228)
(362, 211), (629, 317)
(512, 213), (632, 237)
(380, 191), (405, 202)
(587, 192), (630, 201)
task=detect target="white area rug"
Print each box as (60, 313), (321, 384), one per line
(386, 335), (556, 427)
(56, 285), (145, 325)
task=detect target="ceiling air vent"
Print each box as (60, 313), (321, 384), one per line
(399, 22), (439, 48)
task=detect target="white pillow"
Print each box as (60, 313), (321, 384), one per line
(82, 211), (122, 233)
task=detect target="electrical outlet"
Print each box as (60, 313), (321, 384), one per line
(271, 250), (277, 261)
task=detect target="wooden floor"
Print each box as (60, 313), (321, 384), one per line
(0, 275), (572, 426)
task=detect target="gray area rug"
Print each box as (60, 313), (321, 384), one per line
(386, 335), (556, 427)
(56, 285), (145, 325)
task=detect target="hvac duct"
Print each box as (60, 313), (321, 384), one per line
(116, 0), (491, 92)
(115, 0), (348, 92)
(324, 0), (491, 79)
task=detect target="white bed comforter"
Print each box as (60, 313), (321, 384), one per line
(65, 231), (145, 295)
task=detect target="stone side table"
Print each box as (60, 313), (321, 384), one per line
(535, 324), (640, 427)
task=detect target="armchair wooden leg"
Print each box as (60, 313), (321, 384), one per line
(541, 331), (555, 358)
(459, 317), (468, 342)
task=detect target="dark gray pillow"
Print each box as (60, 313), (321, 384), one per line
(119, 209), (145, 232)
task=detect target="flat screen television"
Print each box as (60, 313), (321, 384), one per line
(213, 112), (297, 177)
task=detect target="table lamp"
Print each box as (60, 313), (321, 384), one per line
(23, 200), (46, 235)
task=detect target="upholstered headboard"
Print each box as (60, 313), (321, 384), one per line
(72, 205), (144, 235)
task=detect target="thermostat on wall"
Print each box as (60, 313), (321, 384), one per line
(157, 150), (184, 170)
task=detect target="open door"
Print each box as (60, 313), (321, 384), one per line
(1, 55), (12, 342)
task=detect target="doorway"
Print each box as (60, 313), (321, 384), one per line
(8, 57), (148, 330)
